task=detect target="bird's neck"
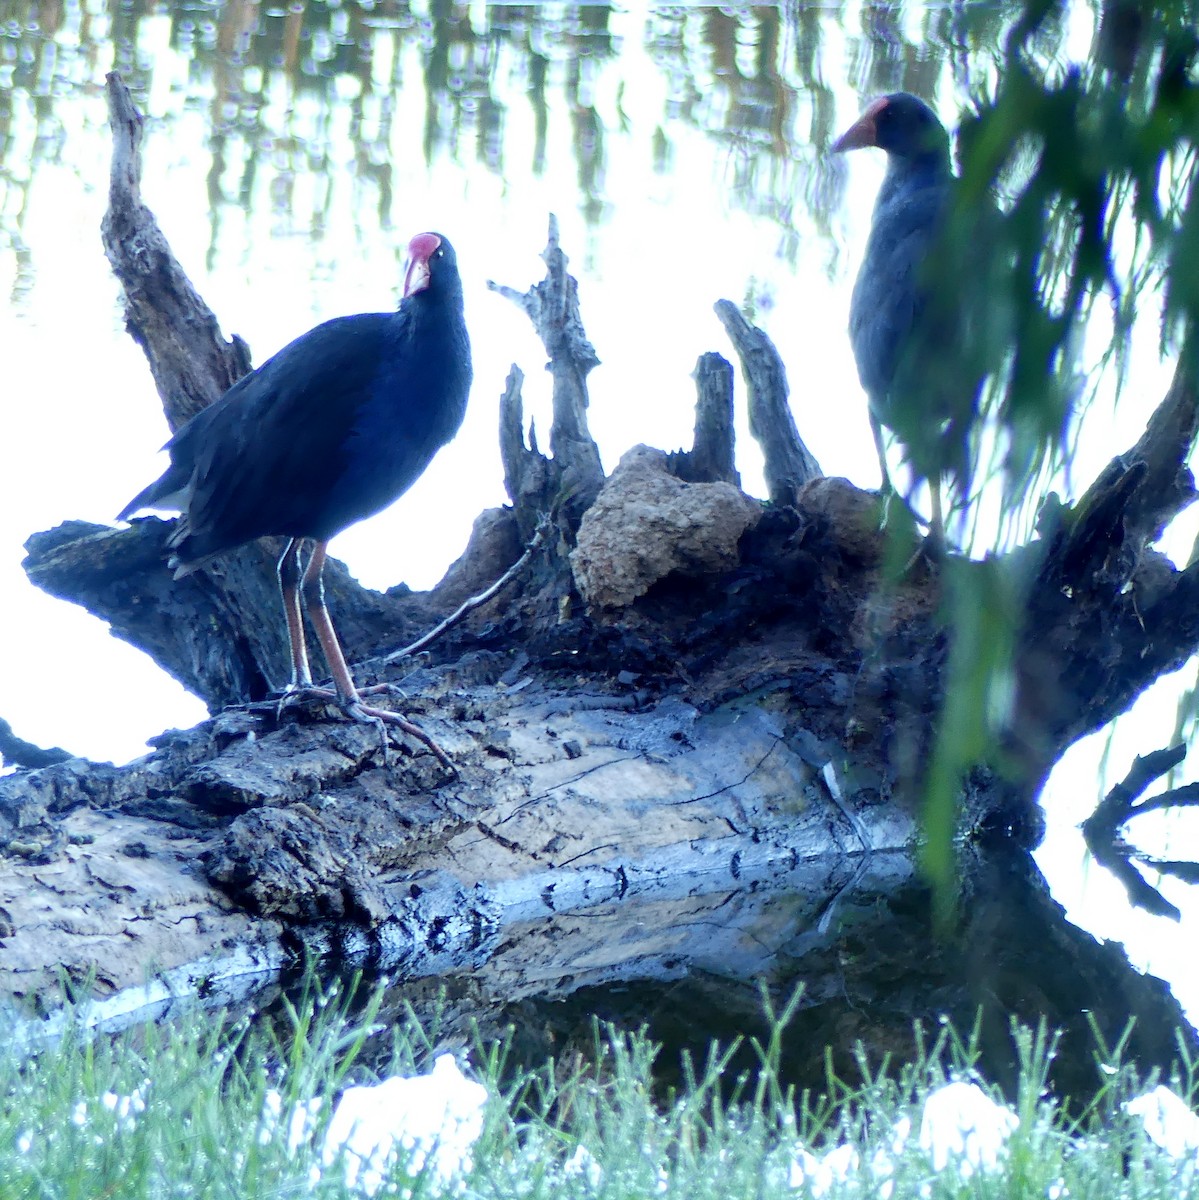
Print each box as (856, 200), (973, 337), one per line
(879, 150), (952, 208)
(401, 284), (465, 334)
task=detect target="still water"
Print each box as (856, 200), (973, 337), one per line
(2, 0), (1198, 1067)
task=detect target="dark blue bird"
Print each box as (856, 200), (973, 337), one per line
(834, 93), (981, 540)
(120, 231), (472, 733)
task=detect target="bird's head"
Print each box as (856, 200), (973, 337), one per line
(402, 232), (458, 298)
(832, 93), (949, 167)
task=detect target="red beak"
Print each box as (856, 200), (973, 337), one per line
(831, 97), (888, 153)
(403, 232), (442, 297)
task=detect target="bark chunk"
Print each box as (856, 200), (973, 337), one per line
(570, 446), (762, 610)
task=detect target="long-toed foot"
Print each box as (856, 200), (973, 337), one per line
(340, 696), (454, 772)
(242, 686), (454, 771)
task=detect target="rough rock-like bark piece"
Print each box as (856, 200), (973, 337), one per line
(795, 476), (898, 566)
(570, 446), (762, 610)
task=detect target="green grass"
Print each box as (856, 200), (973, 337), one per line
(0, 977), (1194, 1199)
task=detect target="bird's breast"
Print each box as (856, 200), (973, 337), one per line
(320, 324), (471, 531)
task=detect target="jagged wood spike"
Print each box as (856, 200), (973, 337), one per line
(715, 299), (822, 505)
(488, 215), (606, 528)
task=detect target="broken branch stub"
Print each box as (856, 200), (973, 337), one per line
(667, 352), (740, 486)
(498, 366), (553, 541)
(101, 72), (251, 431)
(1013, 348), (1199, 779)
(489, 215), (606, 530)
(1110, 346), (1199, 545)
(715, 299), (822, 506)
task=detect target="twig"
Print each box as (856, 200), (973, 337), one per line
(820, 761), (874, 852)
(385, 517), (551, 664)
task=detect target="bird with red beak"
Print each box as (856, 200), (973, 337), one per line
(833, 92), (981, 545)
(120, 231), (472, 759)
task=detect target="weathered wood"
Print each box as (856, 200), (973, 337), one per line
(1010, 350), (1199, 787)
(0, 720), (72, 770)
(0, 664), (891, 995)
(0, 697), (1192, 1103)
(667, 352), (740, 486)
(489, 215), (606, 530)
(101, 72), (251, 430)
(22, 520), (400, 708)
(715, 298), (823, 504)
(497, 366), (552, 542)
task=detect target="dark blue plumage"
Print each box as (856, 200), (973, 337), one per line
(120, 231), (471, 733)
(121, 232), (471, 564)
(834, 93), (980, 536)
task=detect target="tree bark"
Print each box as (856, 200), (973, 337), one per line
(3, 74), (1197, 1095)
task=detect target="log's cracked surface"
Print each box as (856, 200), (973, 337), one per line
(0, 651), (914, 1004)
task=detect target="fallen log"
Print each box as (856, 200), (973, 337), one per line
(3, 74), (1197, 1096)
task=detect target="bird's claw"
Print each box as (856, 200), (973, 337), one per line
(340, 697), (456, 774)
(340, 700), (391, 764)
(237, 686), (454, 773)
(357, 682), (409, 701)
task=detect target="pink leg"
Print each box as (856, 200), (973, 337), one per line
(277, 538), (313, 689)
(299, 540), (359, 705)
(249, 540), (455, 770)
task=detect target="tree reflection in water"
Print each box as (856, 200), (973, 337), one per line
(2, 1), (1070, 269)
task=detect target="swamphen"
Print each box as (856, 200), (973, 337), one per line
(120, 231), (472, 751)
(833, 92), (981, 541)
